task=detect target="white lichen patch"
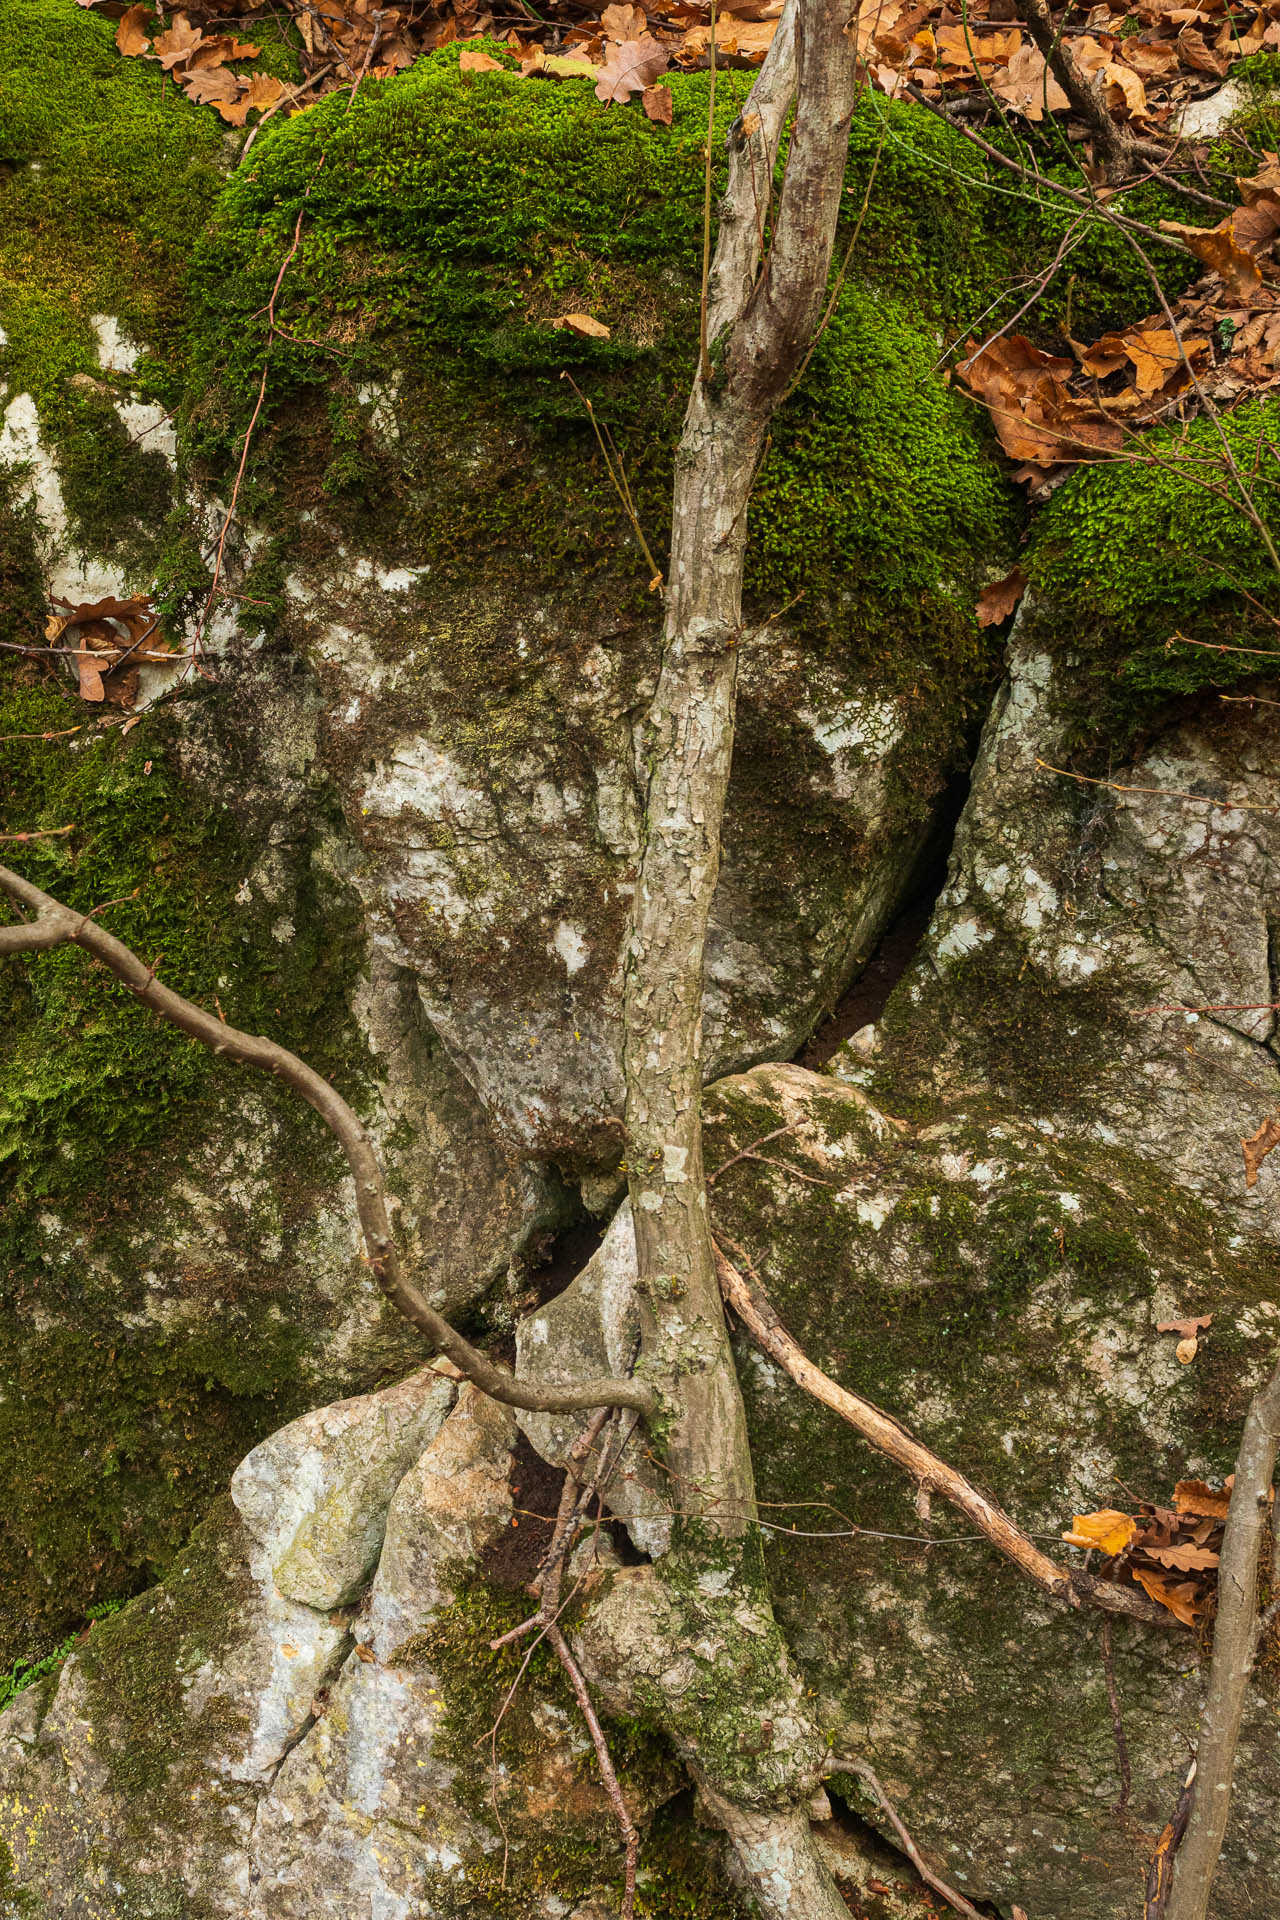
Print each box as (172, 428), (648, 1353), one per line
(91, 313), (140, 374)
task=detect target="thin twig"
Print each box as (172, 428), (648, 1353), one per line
(0, 826), (74, 845)
(0, 863), (655, 1417)
(707, 1121), (798, 1182)
(828, 1757), (987, 1920)
(1164, 1352), (1280, 1920)
(559, 372), (664, 589)
(1035, 757), (1280, 813)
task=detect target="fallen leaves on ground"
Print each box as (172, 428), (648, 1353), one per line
(959, 156), (1280, 490)
(1061, 1478), (1237, 1623)
(74, 0), (1280, 146)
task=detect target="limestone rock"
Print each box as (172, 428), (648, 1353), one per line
(231, 1365), (456, 1611)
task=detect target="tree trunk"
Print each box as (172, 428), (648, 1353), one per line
(617, 1), (861, 1908)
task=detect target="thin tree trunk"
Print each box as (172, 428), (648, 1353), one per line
(623, 0), (858, 1533)
(617, 3), (862, 1909)
(1164, 1352), (1280, 1920)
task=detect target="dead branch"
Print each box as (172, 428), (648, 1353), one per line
(713, 1240), (1177, 1628)
(1164, 1351), (1280, 1920)
(0, 862), (655, 1420)
(486, 1408), (641, 1914)
(828, 1756), (987, 1920)
(1015, 0), (1132, 181)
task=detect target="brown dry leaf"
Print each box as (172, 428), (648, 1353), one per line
(1146, 1541), (1220, 1571)
(1243, 1112), (1280, 1187)
(1079, 332), (1129, 378)
(75, 651), (107, 704)
(1124, 328), (1206, 392)
(1120, 37), (1182, 76)
(1061, 1508), (1138, 1556)
(1175, 1335), (1199, 1364)
(601, 1), (648, 37)
(213, 71), (283, 121)
(1160, 217), (1263, 302)
(1237, 156), (1280, 208)
(959, 334), (1121, 472)
(975, 564), (1027, 627)
(642, 82), (674, 122)
(1177, 23), (1229, 72)
(151, 13), (204, 68)
(1156, 1314), (1213, 1337)
(1132, 1565), (1201, 1625)
(552, 312), (611, 338)
(1101, 59), (1150, 120)
(1174, 1477), (1233, 1519)
(115, 4), (151, 57)
(595, 34), (668, 102)
(458, 46), (505, 71)
(992, 42), (1070, 120)
(184, 64), (243, 104)
(1231, 196), (1280, 255)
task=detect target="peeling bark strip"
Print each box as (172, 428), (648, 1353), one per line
(1164, 1352), (1280, 1920)
(713, 1242), (1179, 1630)
(0, 862), (654, 1420)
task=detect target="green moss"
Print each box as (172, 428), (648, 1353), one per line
(0, 0), (231, 569)
(0, 669), (377, 1661)
(1024, 398), (1280, 747)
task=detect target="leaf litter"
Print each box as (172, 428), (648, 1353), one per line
(1062, 1473), (1255, 1625)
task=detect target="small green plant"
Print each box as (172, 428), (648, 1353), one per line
(0, 1597), (125, 1715)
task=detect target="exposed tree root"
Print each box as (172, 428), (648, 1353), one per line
(713, 1238), (1176, 1629)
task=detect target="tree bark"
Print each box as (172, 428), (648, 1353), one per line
(1164, 1352), (1280, 1920)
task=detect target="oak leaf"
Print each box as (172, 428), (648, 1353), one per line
(1157, 1314), (1213, 1338)
(214, 71), (284, 122)
(1132, 1566), (1200, 1625)
(183, 65), (242, 105)
(601, 2), (648, 37)
(115, 4), (151, 57)
(1146, 1541), (1220, 1571)
(151, 13), (205, 69)
(1160, 217), (1263, 303)
(992, 43), (1070, 120)
(642, 83), (674, 122)
(1101, 60), (1149, 121)
(1061, 1509), (1137, 1556)
(1243, 1112), (1280, 1187)
(594, 34), (669, 103)
(541, 53), (600, 76)
(975, 565), (1027, 627)
(459, 47), (505, 71)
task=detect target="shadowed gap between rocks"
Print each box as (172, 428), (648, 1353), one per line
(797, 765), (971, 1071)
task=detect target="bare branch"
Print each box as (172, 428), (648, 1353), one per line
(0, 862), (655, 1420)
(713, 1240), (1178, 1628)
(1164, 1352), (1280, 1920)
